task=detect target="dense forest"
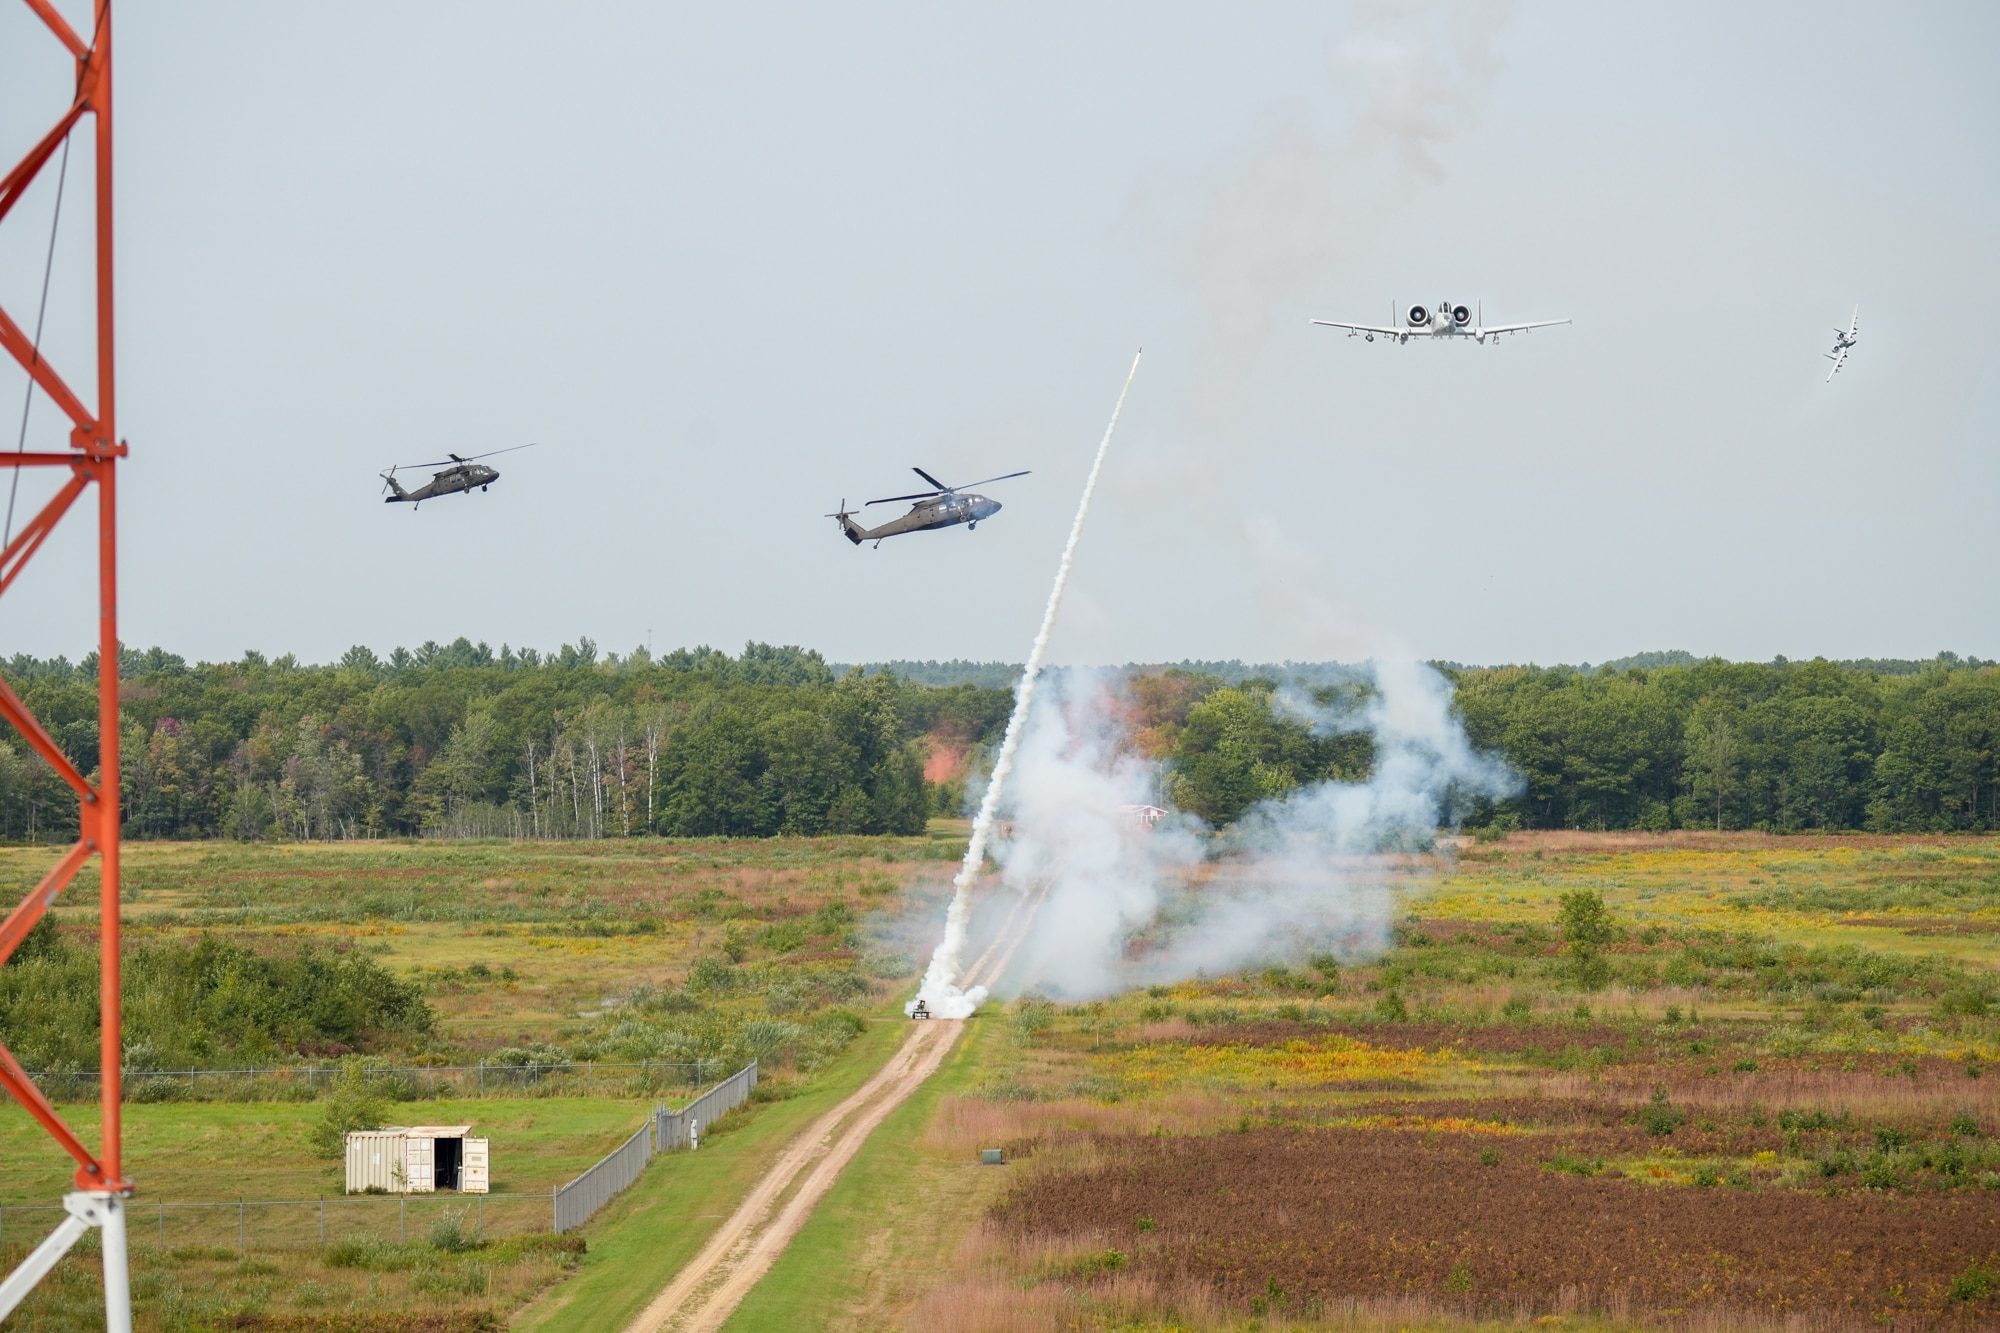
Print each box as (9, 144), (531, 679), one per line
(1145, 657), (1999, 834)
(0, 640), (1011, 841)
(0, 642), (1993, 839)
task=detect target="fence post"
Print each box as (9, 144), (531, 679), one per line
(478, 1061), (484, 1095)
(320, 1200), (325, 1245)
(239, 1200), (245, 1252)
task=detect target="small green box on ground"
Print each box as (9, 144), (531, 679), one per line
(980, 1148), (1005, 1166)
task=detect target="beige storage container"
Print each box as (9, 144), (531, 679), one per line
(344, 1126), (484, 1194)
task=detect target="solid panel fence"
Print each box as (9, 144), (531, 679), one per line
(549, 1059), (758, 1233)
(552, 1122), (651, 1234)
(656, 1060), (758, 1151)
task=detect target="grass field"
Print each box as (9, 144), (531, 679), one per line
(7, 829), (2000, 1331)
(887, 830), (2000, 1331)
(0, 833), (960, 1333)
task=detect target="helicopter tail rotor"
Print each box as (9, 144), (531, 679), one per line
(380, 468), (410, 502)
(825, 500), (866, 546)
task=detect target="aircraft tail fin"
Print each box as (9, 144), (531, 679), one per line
(381, 471), (410, 501)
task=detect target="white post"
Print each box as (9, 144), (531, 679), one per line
(0, 1193), (123, 1327)
(101, 1195), (132, 1333)
(689, 1119), (699, 1151)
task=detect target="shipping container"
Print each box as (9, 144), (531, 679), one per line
(343, 1126), (488, 1194)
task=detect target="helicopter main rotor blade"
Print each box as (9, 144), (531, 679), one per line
(951, 470), (1030, 491)
(866, 490), (941, 506)
(379, 444), (539, 471)
(452, 442), (538, 463)
(911, 467), (949, 491)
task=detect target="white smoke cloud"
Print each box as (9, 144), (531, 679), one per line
(991, 658), (1518, 1001)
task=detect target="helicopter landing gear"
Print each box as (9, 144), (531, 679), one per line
(482, 485), (489, 491)
(968, 521), (977, 531)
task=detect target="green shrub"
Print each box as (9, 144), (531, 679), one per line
(1640, 1088), (1685, 1137)
(1011, 1001), (1056, 1046)
(1950, 1262), (2000, 1302)
(429, 1209), (480, 1254)
(412, 1262), (488, 1297)
(1375, 990), (1409, 1022)
(1499, 994), (1533, 1022)
(309, 1062), (389, 1159)
(1557, 890), (1615, 992)
(1544, 1149), (1602, 1176)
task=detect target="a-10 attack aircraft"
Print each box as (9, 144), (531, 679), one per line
(829, 467), (1029, 547)
(1825, 308), (1859, 381)
(1311, 300), (1570, 345)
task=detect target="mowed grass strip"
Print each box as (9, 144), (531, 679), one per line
(515, 1003), (915, 1333)
(718, 1014), (1006, 1332)
(0, 1098), (653, 1205)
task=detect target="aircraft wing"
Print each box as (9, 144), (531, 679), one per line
(1477, 318), (1571, 337)
(1309, 318), (1404, 337)
(1825, 343), (1850, 381)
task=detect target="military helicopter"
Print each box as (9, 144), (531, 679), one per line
(828, 467), (1029, 547)
(380, 445), (535, 507)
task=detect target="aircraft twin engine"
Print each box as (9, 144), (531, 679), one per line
(1407, 304), (1430, 326)
(1451, 305), (1472, 325)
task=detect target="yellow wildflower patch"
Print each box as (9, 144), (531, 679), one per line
(1111, 1037), (1444, 1093)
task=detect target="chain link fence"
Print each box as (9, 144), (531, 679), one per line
(0, 1194), (559, 1252)
(0, 1062), (761, 1247)
(25, 1061), (720, 1104)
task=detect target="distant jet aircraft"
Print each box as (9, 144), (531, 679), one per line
(1825, 308), (1858, 381)
(1310, 300), (1569, 345)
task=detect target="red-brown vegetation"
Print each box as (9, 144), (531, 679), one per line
(994, 1125), (2000, 1325)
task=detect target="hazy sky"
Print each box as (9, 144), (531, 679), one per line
(2, 2), (1994, 668)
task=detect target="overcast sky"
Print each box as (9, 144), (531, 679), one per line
(1, 2), (1994, 669)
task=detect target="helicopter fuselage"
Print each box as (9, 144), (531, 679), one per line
(384, 463), (500, 504)
(837, 492), (1001, 545)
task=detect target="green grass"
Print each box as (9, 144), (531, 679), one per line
(516, 1002), (917, 1333)
(0, 1098), (652, 1205)
(719, 1012), (1003, 1332)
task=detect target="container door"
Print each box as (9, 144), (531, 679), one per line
(461, 1138), (489, 1194)
(405, 1134), (435, 1192)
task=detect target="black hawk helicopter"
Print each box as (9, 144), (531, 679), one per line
(829, 467), (1029, 547)
(380, 445), (535, 508)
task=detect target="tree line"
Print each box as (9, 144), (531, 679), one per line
(1, 642), (1993, 839)
(1137, 656), (1999, 833)
(0, 639), (1011, 841)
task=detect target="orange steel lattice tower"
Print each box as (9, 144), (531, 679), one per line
(0, 2), (133, 1328)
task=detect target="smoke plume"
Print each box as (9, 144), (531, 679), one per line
(992, 658), (1516, 1000)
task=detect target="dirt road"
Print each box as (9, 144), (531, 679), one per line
(622, 882), (1045, 1333)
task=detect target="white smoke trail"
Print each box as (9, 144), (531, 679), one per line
(909, 350), (1144, 1019)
